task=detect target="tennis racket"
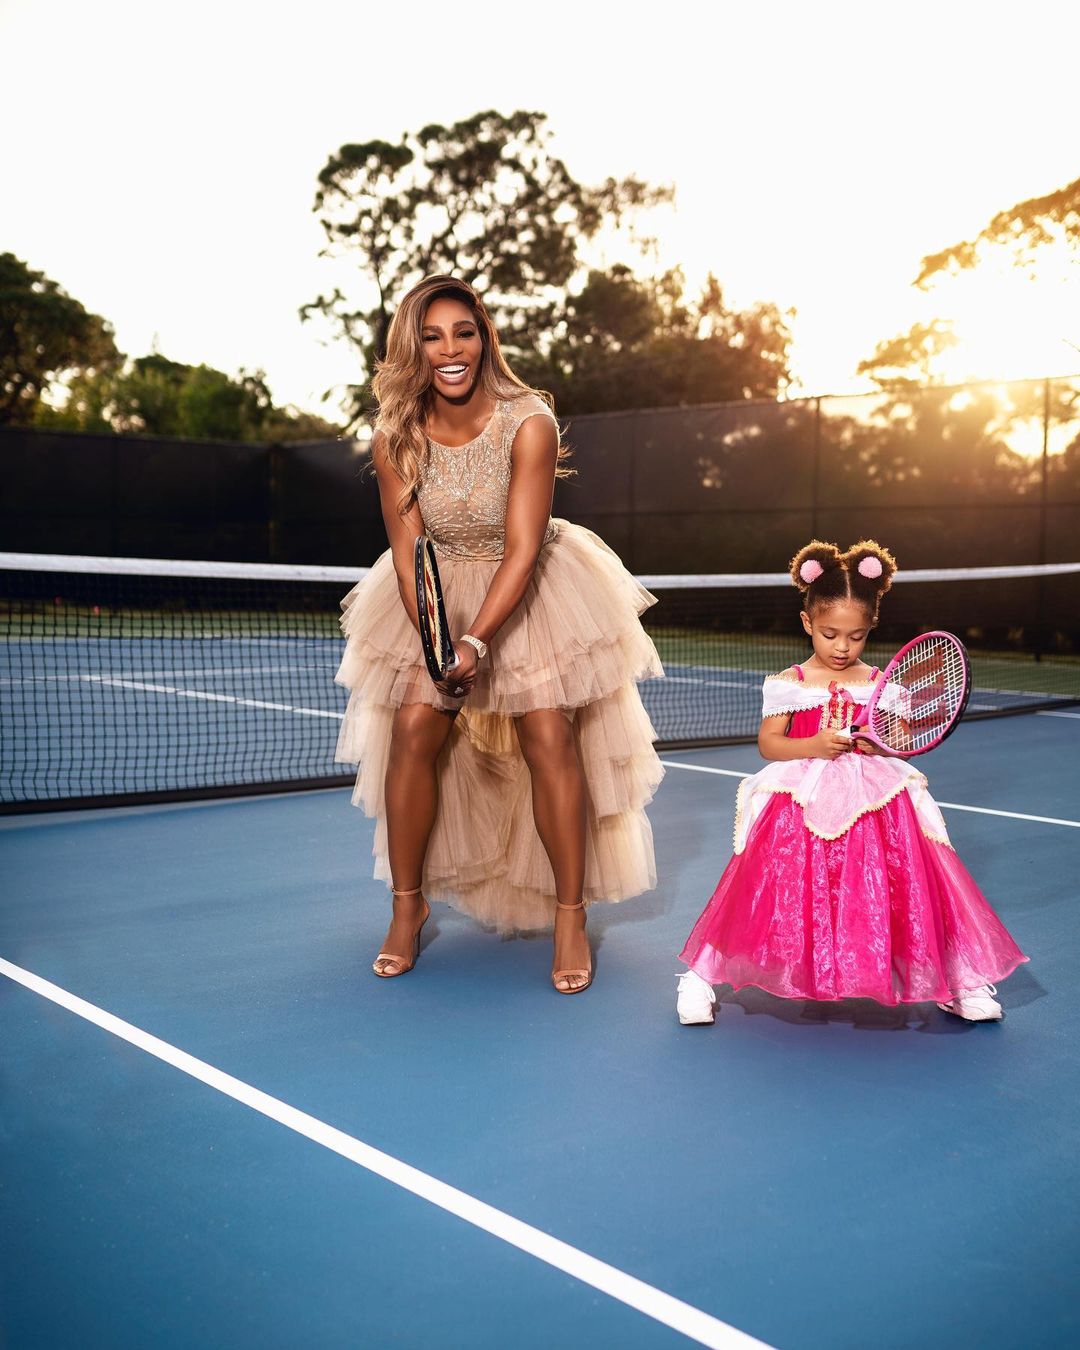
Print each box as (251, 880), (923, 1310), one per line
(848, 630), (971, 757)
(414, 535), (458, 683)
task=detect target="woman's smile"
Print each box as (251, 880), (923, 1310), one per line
(433, 361), (471, 389)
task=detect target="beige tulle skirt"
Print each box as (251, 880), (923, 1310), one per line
(334, 519), (665, 933)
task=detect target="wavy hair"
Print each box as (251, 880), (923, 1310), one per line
(372, 275), (568, 514)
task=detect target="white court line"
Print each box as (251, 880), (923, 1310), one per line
(1038, 710), (1080, 720)
(0, 958), (772, 1350)
(663, 762), (749, 780)
(79, 675), (344, 721)
(660, 760), (1080, 829)
(1, 665), (335, 688)
(931, 802), (1080, 828)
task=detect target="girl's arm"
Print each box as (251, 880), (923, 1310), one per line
(758, 712), (852, 762)
(372, 431), (426, 635)
(461, 414), (559, 645)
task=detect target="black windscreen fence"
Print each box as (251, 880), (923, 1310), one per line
(4, 377), (1078, 572)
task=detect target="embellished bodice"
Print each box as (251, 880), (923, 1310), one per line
(416, 393), (559, 560)
(735, 663), (949, 853)
(761, 665), (881, 737)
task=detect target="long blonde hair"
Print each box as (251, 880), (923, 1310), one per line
(372, 275), (568, 513)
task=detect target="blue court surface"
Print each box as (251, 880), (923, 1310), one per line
(2, 711), (1078, 1348)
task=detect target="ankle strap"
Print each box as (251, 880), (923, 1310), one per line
(392, 886), (423, 897)
(556, 900), (585, 911)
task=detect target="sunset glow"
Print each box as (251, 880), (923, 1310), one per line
(2, 0), (1078, 415)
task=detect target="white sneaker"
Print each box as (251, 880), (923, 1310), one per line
(938, 984), (1002, 1021)
(677, 970), (716, 1025)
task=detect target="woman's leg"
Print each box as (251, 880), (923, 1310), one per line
(375, 702), (456, 973)
(514, 709), (590, 990)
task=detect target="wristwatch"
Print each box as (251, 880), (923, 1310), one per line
(460, 633), (488, 660)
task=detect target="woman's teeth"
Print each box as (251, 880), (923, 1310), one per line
(437, 364), (467, 377)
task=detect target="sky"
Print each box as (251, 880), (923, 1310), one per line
(4, 0), (1078, 418)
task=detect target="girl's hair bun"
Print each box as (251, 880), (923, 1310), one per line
(843, 540), (897, 595)
(789, 540), (843, 593)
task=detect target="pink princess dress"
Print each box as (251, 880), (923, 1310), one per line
(679, 665), (1027, 1005)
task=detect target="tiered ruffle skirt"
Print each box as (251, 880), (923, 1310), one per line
(335, 520), (664, 933)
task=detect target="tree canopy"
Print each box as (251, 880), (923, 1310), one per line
(3, 253), (339, 442)
(856, 320), (960, 390)
(915, 173), (1080, 287)
(0, 252), (119, 425)
(303, 108), (791, 419)
(36, 355), (342, 442)
(513, 266), (792, 413)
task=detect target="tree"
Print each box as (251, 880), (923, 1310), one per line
(856, 320), (960, 390)
(914, 174), (1080, 286)
(513, 266), (793, 413)
(36, 355), (342, 442)
(0, 252), (120, 425)
(302, 109), (672, 420)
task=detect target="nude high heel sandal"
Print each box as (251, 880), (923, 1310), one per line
(551, 900), (592, 995)
(373, 886), (430, 978)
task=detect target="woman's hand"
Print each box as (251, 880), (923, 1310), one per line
(436, 642), (478, 698)
(810, 729), (854, 760)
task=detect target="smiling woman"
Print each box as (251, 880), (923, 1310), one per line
(332, 276), (664, 994)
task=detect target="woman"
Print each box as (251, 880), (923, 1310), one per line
(334, 275), (663, 992)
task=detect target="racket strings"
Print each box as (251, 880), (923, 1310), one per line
(423, 557), (445, 662)
(871, 637), (967, 752)
(416, 537), (454, 681)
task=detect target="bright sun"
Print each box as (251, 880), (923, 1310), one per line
(918, 238), (1080, 387)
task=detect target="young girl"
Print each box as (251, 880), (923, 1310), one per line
(676, 539), (1027, 1026)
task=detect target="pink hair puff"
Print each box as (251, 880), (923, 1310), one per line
(857, 556), (883, 579)
(799, 559), (824, 584)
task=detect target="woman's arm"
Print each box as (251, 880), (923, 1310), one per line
(758, 713), (852, 762)
(372, 431), (426, 635)
(462, 414), (559, 646)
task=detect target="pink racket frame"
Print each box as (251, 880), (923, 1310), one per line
(849, 630), (972, 758)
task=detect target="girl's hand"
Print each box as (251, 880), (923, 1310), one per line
(436, 643), (478, 698)
(811, 730), (854, 760)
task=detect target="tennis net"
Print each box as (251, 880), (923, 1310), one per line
(2, 552), (1078, 810)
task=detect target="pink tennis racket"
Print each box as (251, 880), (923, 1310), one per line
(848, 630), (971, 757)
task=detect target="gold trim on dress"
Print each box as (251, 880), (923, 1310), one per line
(732, 778), (953, 851)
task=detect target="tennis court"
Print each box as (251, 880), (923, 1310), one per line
(2, 556), (1078, 1348)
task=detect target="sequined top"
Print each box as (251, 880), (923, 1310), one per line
(417, 393), (559, 560)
